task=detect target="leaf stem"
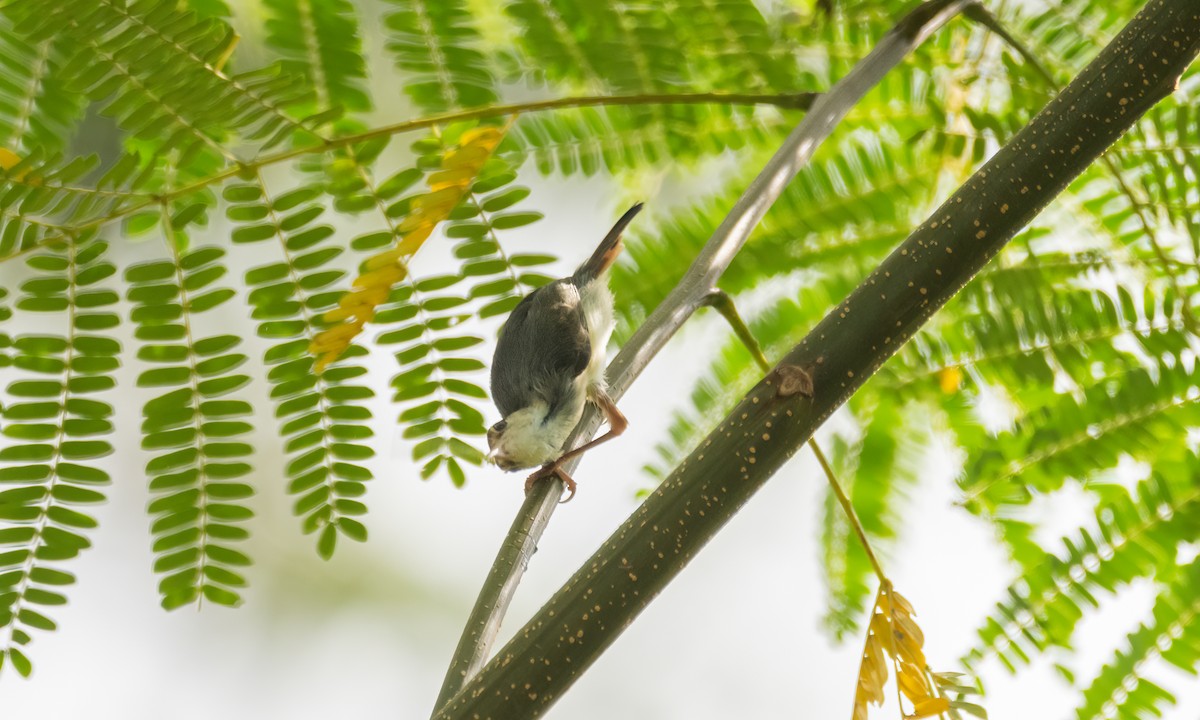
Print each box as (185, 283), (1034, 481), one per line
(808, 439), (887, 582)
(0, 90), (816, 266)
(701, 288), (887, 582)
(176, 91), (817, 197)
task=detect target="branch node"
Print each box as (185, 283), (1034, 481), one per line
(772, 364), (815, 398)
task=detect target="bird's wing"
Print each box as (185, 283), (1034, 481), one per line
(491, 279), (591, 417)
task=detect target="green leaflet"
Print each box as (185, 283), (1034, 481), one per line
(1076, 558), (1200, 720)
(262, 0), (371, 116)
(0, 233), (117, 676)
(0, 26), (86, 155)
(126, 244), (253, 610)
(967, 458), (1200, 674)
(381, 0), (498, 113)
(225, 174), (375, 559)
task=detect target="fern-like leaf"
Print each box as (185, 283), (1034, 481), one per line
(962, 354), (1200, 512)
(262, 0), (371, 116)
(666, 0), (799, 91)
(612, 134), (936, 341)
(0, 233), (117, 676)
(126, 242), (253, 609)
(0, 26), (84, 154)
(3, 0), (325, 162)
(1076, 559), (1200, 720)
(967, 461), (1200, 673)
(312, 124), (508, 369)
(381, 0), (498, 113)
(441, 146), (552, 320)
(224, 175), (374, 559)
(0, 152), (150, 263)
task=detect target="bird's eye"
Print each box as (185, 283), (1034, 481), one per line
(487, 420), (507, 449)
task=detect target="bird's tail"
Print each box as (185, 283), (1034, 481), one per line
(573, 202), (643, 285)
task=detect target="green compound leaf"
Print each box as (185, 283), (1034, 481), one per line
(126, 244), (253, 610)
(226, 173), (374, 557)
(0, 234), (116, 676)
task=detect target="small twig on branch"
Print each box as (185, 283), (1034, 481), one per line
(702, 289), (887, 582)
(432, 0), (976, 711)
(434, 2), (1199, 717)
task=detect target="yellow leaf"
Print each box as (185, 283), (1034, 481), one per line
(308, 119), (512, 368)
(0, 147), (38, 184)
(428, 166), (483, 188)
(890, 589), (917, 618)
(897, 663), (933, 703)
(0, 148), (19, 171)
(853, 598), (891, 720)
(397, 227), (435, 253)
(937, 366), (962, 393)
(909, 698), (951, 718)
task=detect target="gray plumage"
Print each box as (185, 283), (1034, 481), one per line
(487, 203), (642, 473)
(490, 279), (590, 419)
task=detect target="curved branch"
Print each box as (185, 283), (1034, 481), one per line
(433, 1), (1199, 716)
(432, 0), (977, 710)
(0, 90), (816, 267)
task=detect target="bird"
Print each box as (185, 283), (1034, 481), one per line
(486, 203), (643, 501)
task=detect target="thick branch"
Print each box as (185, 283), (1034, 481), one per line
(432, 0), (976, 710)
(703, 288), (886, 582)
(434, 1), (1200, 717)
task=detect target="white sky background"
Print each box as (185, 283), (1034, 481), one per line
(4, 2), (1200, 717)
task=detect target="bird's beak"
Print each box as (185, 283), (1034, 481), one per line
(485, 448), (498, 465)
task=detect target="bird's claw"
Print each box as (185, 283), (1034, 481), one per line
(525, 463), (577, 503)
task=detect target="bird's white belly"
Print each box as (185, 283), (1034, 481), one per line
(579, 281), (614, 391)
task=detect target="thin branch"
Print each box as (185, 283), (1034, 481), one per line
(432, 0), (976, 711)
(702, 289), (886, 582)
(701, 288), (771, 368)
(433, 2), (1199, 716)
(0, 90), (816, 267)
(808, 439), (886, 582)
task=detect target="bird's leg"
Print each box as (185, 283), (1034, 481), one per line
(525, 463), (577, 501)
(523, 388), (628, 503)
(554, 388), (628, 465)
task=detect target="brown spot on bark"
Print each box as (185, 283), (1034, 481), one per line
(773, 364), (814, 398)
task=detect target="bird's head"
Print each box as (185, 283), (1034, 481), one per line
(485, 404), (561, 472)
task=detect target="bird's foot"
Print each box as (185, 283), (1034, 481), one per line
(524, 463), (578, 503)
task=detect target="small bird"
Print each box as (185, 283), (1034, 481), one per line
(486, 203), (643, 501)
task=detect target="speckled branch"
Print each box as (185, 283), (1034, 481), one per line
(432, 0), (977, 712)
(433, 1), (1200, 717)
